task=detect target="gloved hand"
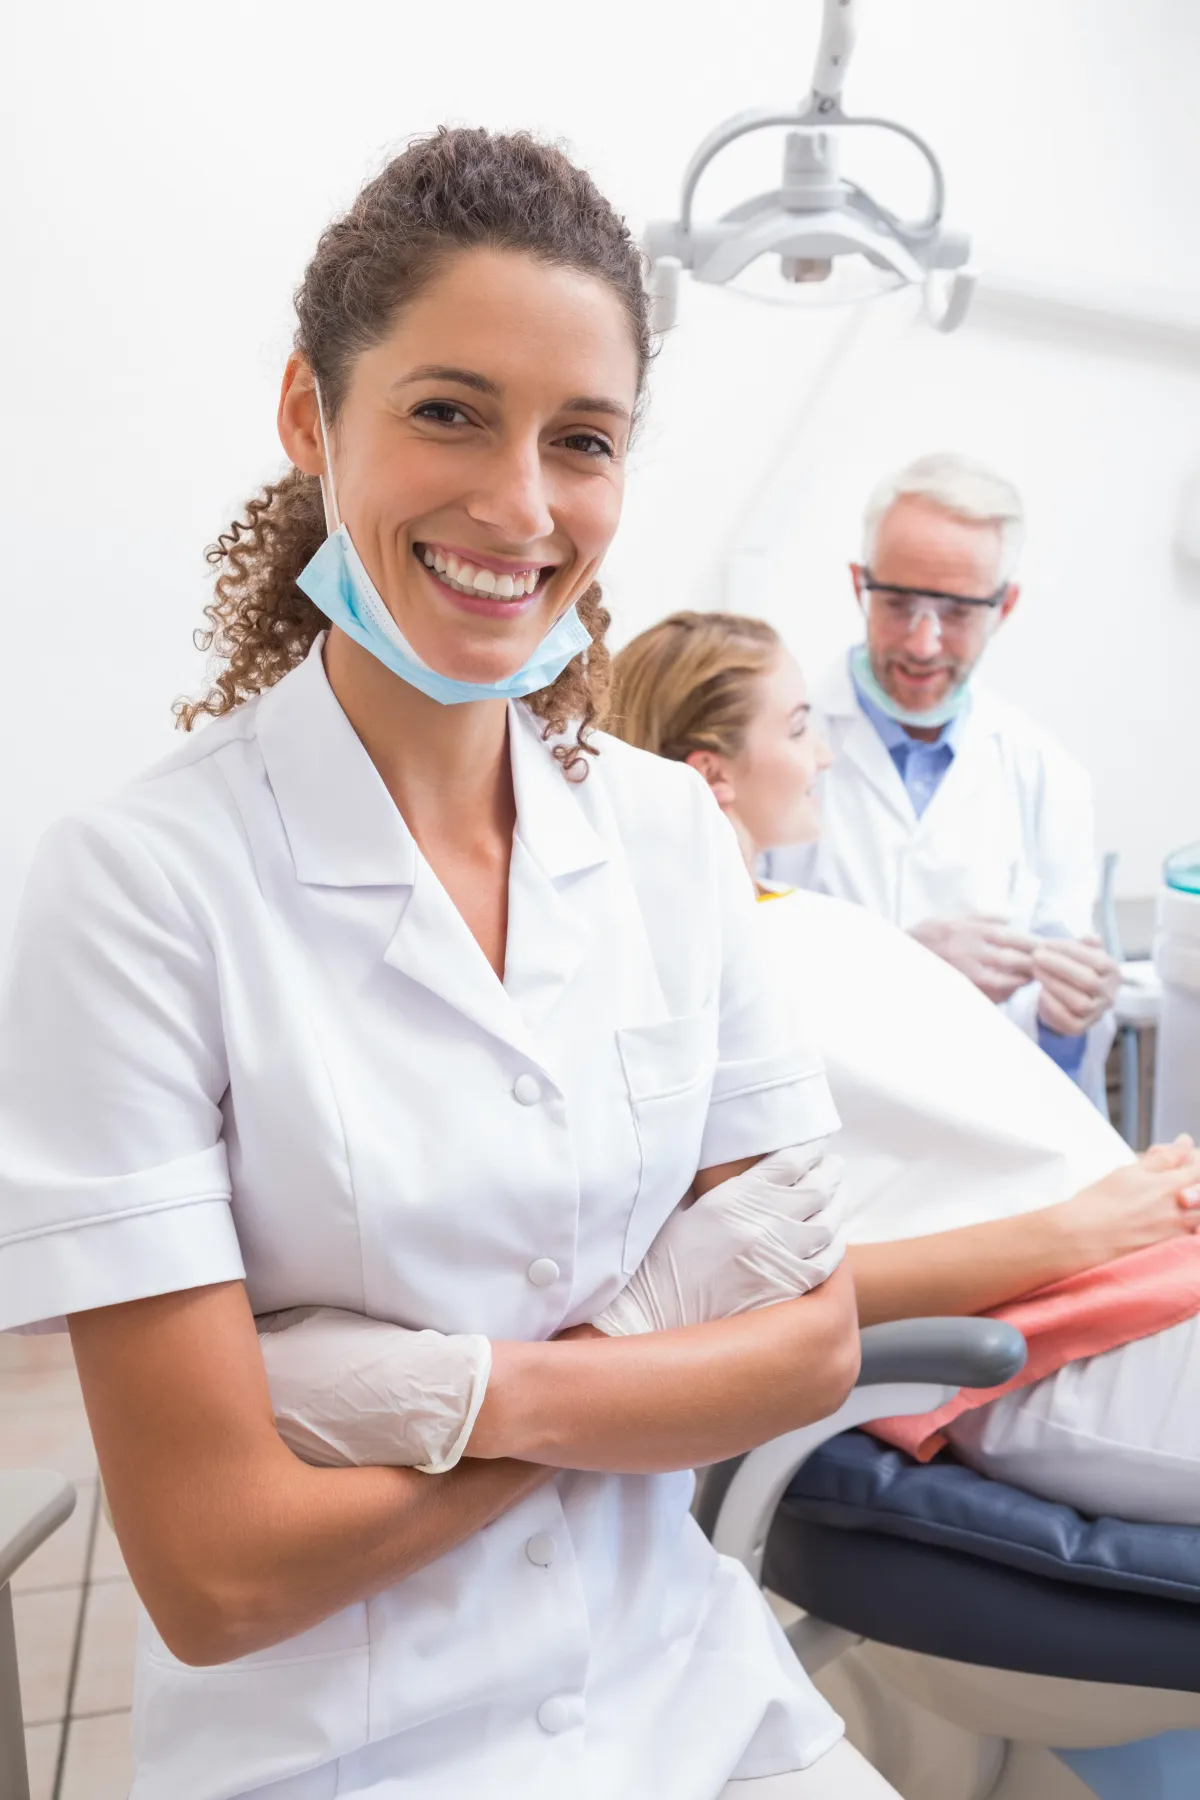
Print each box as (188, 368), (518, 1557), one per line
(257, 1307), (491, 1475)
(592, 1142), (845, 1338)
(909, 914), (1037, 1004)
(1033, 934), (1121, 1035)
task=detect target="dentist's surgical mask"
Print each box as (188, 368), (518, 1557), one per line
(295, 383), (591, 707)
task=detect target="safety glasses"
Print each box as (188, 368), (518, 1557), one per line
(861, 571), (1006, 635)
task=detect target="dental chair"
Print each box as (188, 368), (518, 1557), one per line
(1, 1471), (76, 1800)
(699, 1320), (1200, 1800)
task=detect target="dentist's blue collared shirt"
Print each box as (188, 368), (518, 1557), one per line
(852, 669), (1088, 1079)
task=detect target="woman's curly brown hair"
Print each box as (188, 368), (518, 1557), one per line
(176, 127), (651, 776)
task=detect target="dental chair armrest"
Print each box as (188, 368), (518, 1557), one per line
(696, 1317), (1027, 1584)
(858, 1317), (1026, 1390)
(0, 1470), (76, 1588)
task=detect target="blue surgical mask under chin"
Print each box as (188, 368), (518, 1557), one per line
(296, 526), (591, 708)
(850, 643), (970, 731)
(296, 382), (591, 708)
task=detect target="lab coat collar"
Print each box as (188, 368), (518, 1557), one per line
(256, 638), (418, 888)
(819, 649), (1005, 824)
(256, 640), (608, 891)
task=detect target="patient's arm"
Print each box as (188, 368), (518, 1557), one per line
(849, 1142), (1200, 1327)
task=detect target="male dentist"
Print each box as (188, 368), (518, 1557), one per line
(768, 452), (1119, 1104)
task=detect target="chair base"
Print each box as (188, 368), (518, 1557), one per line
(810, 1638), (1200, 1800)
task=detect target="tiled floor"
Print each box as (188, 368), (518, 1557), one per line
(2, 1331), (134, 1800)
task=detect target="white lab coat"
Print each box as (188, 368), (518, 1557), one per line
(767, 654), (1114, 1108)
(0, 640), (844, 1800)
(757, 888), (1200, 1528)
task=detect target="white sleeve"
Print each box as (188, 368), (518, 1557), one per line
(698, 801), (840, 1170)
(0, 813), (243, 1331)
(1027, 748), (1100, 939)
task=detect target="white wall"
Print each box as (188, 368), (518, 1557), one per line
(2, 0), (1198, 946)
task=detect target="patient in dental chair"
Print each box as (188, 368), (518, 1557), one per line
(607, 610), (1200, 1529)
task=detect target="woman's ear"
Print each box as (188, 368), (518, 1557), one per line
(684, 748), (738, 808)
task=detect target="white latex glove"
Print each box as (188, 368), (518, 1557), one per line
(1033, 934), (1121, 1035)
(592, 1142), (845, 1338)
(909, 914), (1037, 1005)
(257, 1307), (491, 1475)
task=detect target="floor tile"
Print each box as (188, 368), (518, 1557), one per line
(13, 1480), (95, 1594)
(0, 1363), (85, 1413)
(0, 1333), (76, 1375)
(22, 1720), (62, 1800)
(12, 1585), (83, 1725)
(59, 1710), (133, 1800)
(0, 1398), (97, 1481)
(73, 1579), (139, 1717)
(88, 1493), (128, 1585)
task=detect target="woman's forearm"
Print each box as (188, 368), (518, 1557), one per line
(69, 1288), (550, 1668)
(471, 1262), (862, 1472)
(847, 1208), (1085, 1327)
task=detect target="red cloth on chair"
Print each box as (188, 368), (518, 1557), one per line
(867, 1236), (1200, 1463)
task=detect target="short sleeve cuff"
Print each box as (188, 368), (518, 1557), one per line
(699, 1055), (840, 1170)
(0, 1195), (245, 1331)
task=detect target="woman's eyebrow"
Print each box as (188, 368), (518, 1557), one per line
(790, 703), (812, 722)
(565, 395), (632, 423)
(392, 365), (503, 397)
(391, 366), (630, 423)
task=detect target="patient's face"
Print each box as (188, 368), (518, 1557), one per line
(729, 651), (831, 853)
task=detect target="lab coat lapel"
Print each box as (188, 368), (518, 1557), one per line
(384, 706), (609, 1058)
(500, 706), (609, 1037)
(381, 860), (540, 1060)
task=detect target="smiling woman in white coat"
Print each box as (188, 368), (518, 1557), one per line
(0, 131), (898, 1800)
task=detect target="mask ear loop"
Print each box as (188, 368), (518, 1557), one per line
(313, 380), (342, 535)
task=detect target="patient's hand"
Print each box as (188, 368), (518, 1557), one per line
(1056, 1138), (1200, 1265)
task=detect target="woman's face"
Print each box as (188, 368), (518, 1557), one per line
(723, 651), (832, 855)
(280, 247), (639, 686)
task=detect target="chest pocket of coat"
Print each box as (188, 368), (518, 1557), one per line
(616, 1012), (717, 1274)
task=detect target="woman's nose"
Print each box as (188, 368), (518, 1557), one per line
(468, 439), (555, 545)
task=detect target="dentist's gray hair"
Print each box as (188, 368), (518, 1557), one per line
(863, 453), (1026, 583)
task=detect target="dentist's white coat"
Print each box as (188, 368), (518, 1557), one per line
(768, 655), (1114, 1107)
(0, 641), (844, 1800)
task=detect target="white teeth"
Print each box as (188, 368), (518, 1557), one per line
(419, 547), (545, 599)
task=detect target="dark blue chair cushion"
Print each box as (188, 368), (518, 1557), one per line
(764, 1432), (1200, 1691)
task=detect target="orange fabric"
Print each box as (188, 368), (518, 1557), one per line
(867, 1236), (1200, 1462)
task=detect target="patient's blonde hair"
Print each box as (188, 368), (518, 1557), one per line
(609, 612), (781, 762)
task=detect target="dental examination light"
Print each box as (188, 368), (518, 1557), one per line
(645, 0), (976, 333)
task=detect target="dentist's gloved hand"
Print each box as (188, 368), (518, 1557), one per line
(910, 914), (1037, 1005)
(257, 1307), (491, 1475)
(592, 1142), (845, 1338)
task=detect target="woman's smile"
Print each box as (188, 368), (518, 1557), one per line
(412, 540), (557, 620)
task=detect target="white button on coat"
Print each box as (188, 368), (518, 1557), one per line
(525, 1532), (557, 1567)
(526, 1258), (559, 1288)
(0, 641), (842, 1800)
(512, 1072), (542, 1105)
(536, 1696), (576, 1735)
